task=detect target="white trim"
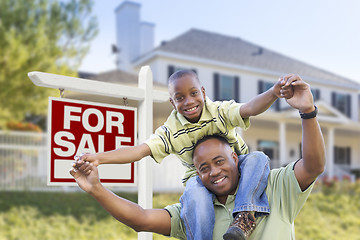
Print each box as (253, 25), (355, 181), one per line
(326, 127), (335, 178)
(28, 71), (168, 102)
(279, 121), (286, 167)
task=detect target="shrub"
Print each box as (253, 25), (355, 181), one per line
(6, 120), (42, 132)
(0, 181), (359, 240)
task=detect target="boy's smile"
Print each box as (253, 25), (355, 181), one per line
(184, 105), (199, 114)
(168, 73), (206, 123)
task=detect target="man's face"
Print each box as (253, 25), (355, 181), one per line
(168, 74), (206, 123)
(193, 138), (239, 203)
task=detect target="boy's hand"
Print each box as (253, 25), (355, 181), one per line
(70, 160), (100, 193)
(76, 153), (100, 167)
(274, 76), (294, 99)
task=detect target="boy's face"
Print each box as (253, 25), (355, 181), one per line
(193, 138), (239, 204)
(168, 74), (206, 123)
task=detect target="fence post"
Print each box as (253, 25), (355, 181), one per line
(137, 66), (154, 240)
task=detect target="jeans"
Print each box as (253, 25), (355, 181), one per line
(179, 151), (270, 240)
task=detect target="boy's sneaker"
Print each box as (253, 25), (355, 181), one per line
(223, 211), (256, 240)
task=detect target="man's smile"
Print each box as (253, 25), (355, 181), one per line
(213, 176), (226, 184)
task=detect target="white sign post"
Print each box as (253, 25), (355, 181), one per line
(28, 66), (168, 240)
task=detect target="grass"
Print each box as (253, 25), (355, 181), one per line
(0, 180), (359, 239)
(0, 191), (180, 240)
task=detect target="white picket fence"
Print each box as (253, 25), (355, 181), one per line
(0, 130), (49, 191)
(0, 130), (185, 192)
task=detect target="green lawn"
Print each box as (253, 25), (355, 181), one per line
(0, 180), (359, 240)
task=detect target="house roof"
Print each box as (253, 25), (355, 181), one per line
(85, 70), (138, 84)
(152, 29), (360, 89)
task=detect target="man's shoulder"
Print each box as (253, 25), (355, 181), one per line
(267, 162), (297, 189)
(269, 161), (295, 174)
(266, 160), (315, 200)
(164, 203), (186, 240)
(164, 202), (181, 216)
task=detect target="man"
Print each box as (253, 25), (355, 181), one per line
(70, 74), (325, 239)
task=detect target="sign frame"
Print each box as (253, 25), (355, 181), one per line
(47, 97), (137, 187)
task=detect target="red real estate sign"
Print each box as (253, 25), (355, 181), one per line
(48, 97), (137, 186)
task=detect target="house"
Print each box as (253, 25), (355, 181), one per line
(78, 1), (360, 189)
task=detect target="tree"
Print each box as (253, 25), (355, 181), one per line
(0, 0), (98, 129)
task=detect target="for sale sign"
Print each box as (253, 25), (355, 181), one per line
(48, 97), (137, 186)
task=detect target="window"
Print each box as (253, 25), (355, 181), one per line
(258, 80), (280, 111)
(213, 73), (239, 101)
(311, 88), (320, 101)
(334, 146), (351, 165)
(332, 92), (351, 117)
(168, 65), (197, 78)
(257, 140), (279, 160)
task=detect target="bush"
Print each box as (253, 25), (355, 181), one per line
(0, 181), (359, 240)
(0, 191), (180, 240)
(295, 179), (360, 240)
(6, 120), (42, 132)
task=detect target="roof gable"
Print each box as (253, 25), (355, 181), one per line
(283, 100), (350, 124)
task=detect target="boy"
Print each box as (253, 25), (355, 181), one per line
(79, 70), (293, 240)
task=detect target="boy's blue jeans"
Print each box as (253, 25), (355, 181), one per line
(179, 151), (270, 240)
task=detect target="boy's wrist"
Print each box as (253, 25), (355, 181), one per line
(92, 152), (102, 165)
(97, 153), (103, 165)
(270, 86), (279, 99)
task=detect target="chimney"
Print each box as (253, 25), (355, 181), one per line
(115, 1), (154, 71)
(140, 22), (155, 57)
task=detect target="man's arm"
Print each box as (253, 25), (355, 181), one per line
(70, 162), (171, 235)
(80, 143), (152, 166)
(240, 76), (293, 118)
(284, 74), (326, 191)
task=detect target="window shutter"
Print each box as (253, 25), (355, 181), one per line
(316, 89), (320, 101)
(258, 80), (264, 94)
(313, 89), (320, 101)
(346, 147), (351, 165)
(275, 99), (280, 111)
(214, 73), (219, 100)
(234, 76), (240, 102)
(331, 92), (336, 107)
(347, 94), (351, 118)
(168, 65), (175, 79)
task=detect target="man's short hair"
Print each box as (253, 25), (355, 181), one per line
(192, 134), (230, 159)
(168, 69), (200, 85)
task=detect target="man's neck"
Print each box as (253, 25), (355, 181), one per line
(216, 195), (228, 205)
(215, 178), (239, 205)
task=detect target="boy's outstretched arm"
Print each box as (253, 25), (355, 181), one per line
(70, 162), (171, 235)
(240, 76), (294, 118)
(79, 143), (152, 166)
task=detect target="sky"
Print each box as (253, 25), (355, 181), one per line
(79, 0), (360, 83)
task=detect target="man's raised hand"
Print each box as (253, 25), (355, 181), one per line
(282, 74), (314, 113)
